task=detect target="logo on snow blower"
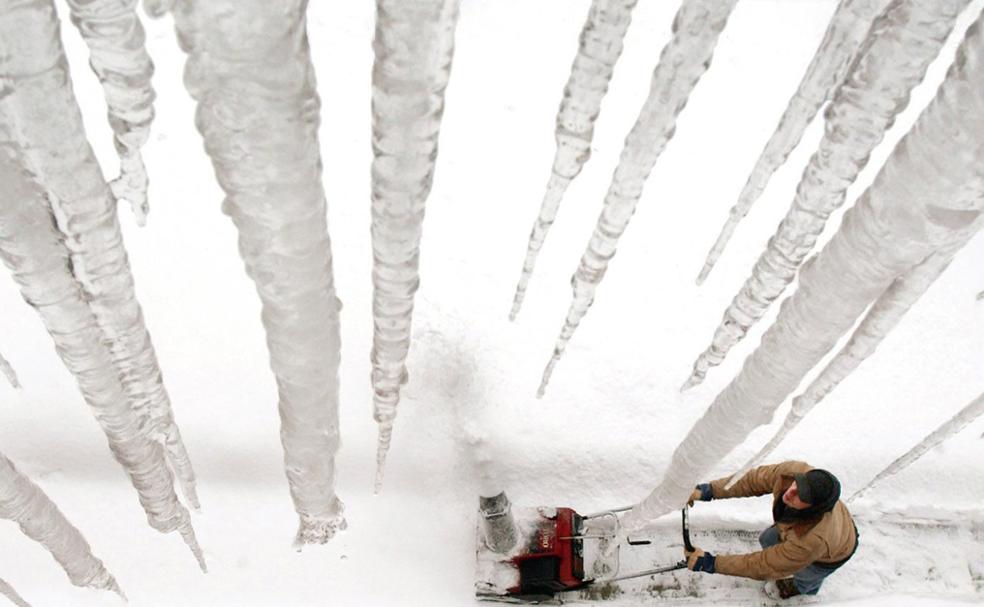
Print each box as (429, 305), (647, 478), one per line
(532, 522), (556, 553)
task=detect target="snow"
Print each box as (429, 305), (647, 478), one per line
(1, 0), (983, 605)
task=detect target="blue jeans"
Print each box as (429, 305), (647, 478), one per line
(758, 525), (842, 595)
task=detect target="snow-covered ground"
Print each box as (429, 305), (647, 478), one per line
(2, 0), (983, 605)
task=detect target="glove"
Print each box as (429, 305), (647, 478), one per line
(685, 546), (716, 573)
(687, 483), (714, 506)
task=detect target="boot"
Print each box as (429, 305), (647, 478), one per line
(775, 577), (800, 599)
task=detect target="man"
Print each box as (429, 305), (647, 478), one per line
(684, 461), (859, 599)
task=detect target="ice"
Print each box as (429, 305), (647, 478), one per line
(370, 0), (460, 491)
(684, 0), (969, 391)
(850, 391), (984, 501)
(726, 244), (972, 490)
(170, 0), (345, 545)
(537, 0), (738, 397)
(622, 12), (984, 527)
(0, 451), (122, 597)
(0, 578), (31, 607)
(0, 350), (20, 388)
(0, 0), (198, 512)
(0, 148), (204, 570)
(696, 0), (892, 284)
(509, 0), (638, 320)
(66, 0), (155, 225)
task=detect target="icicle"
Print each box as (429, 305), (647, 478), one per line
(850, 391), (984, 502)
(0, 0), (198, 513)
(0, 452), (122, 598)
(370, 0), (460, 491)
(537, 0), (737, 397)
(65, 0), (155, 225)
(0, 149), (204, 570)
(509, 0), (638, 320)
(622, 13), (984, 527)
(726, 245), (966, 490)
(0, 350), (20, 388)
(171, 0), (345, 545)
(684, 0), (968, 391)
(696, 0), (892, 284)
(0, 578), (31, 607)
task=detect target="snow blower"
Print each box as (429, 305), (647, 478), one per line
(475, 494), (693, 603)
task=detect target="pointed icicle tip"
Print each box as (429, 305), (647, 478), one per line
(373, 466), (385, 495)
(696, 263), (713, 286)
(680, 373), (702, 392)
(536, 356), (558, 399)
(509, 285), (524, 321)
(178, 521), (207, 573)
(374, 423), (394, 494)
(88, 569), (126, 600)
(0, 356), (20, 389)
(105, 578), (127, 603)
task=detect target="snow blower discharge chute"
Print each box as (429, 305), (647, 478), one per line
(475, 492), (693, 603)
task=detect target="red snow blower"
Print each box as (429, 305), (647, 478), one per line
(475, 498), (693, 603)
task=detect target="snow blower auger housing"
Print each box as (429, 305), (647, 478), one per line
(475, 500), (693, 603)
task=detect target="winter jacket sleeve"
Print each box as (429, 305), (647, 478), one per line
(709, 461), (811, 500)
(713, 532), (826, 580)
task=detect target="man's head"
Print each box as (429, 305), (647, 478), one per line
(782, 469), (841, 511)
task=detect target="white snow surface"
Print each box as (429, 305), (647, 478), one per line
(1, 1), (982, 605)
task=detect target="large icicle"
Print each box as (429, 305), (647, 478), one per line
(65, 0), (155, 225)
(850, 391), (984, 501)
(0, 451), (122, 597)
(509, 0), (638, 320)
(684, 0), (967, 391)
(370, 0), (459, 492)
(696, 0), (892, 283)
(726, 244), (968, 489)
(0, 149), (205, 570)
(169, 0), (345, 545)
(0, 578), (31, 607)
(0, 0), (198, 512)
(537, 0), (737, 397)
(0, 350), (20, 388)
(622, 13), (984, 527)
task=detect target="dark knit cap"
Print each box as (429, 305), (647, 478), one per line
(794, 469), (840, 508)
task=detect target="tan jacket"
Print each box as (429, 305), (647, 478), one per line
(709, 461), (857, 580)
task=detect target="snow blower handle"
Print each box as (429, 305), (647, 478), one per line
(682, 506), (694, 553)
